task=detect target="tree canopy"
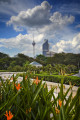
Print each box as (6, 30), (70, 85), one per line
(0, 52), (80, 70)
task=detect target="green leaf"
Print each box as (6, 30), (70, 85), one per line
(64, 92), (72, 111)
(66, 87), (80, 115)
(0, 101), (8, 110)
(63, 87), (71, 100)
(31, 80), (44, 105)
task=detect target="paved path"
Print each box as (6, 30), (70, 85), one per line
(73, 70), (80, 77)
(42, 81), (78, 97)
(0, 72), (25, 80)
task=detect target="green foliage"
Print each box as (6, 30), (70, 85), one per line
(8, 65), (24, 72)
(0, 74), (80, 120)
(36, 54), (47, 65)
(0, 52), (34, 71)
(31, 74), (80, 86)
(0, 52), (80, 72)
(47, 53), (80, 69)
(0, 57), (11, 70)
(0, 70), (7, 72)
(0, 52), (9, 58)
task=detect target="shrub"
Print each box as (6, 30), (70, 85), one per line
(31, 74), (80, 86)
(7, 65), (24, 72)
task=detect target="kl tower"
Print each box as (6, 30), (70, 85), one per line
(32, 40), (36, 59)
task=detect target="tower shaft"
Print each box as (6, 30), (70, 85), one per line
(32, 41), (36, 58)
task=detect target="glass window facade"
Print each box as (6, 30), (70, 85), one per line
(42, 39), (49, 56)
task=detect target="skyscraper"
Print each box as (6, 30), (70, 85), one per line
(42, 39), (49, 56)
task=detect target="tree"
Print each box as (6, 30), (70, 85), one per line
(44, 64), (53, 74)
(54, 64), (66, 75)
(66, 64), (77, 73)
(0, 52), (9, 58)
(36, 54), (47, 65)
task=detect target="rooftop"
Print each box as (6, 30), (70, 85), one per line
(30, 61), (42, 67)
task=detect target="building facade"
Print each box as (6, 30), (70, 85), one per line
(46, 51), (55, 57)
(42, 39), (49, 57)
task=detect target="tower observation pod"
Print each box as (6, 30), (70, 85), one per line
(32, 41), (36, 58)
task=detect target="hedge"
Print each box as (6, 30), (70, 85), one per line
(31, 74), (80, 86)
(0, 70), (8, 72)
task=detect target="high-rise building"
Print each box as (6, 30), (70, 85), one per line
(42, 39), (49, 56)
(46, 51), (55, 57)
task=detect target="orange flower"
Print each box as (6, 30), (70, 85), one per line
(25, 76), (27, 80)
(33, 76), (40, 85)
(26, 109), (28, 114)
(15, 84), (22, 91)
(26, 107), (32, 114)
(29, 107), (32, 112)
(4, 111), (13, 120)
(36, 76), (38, 80)
(59, 99), (62, 107)
(55, 108), (60, 114)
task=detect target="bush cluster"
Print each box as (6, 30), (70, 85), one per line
(0, 74), (80, 120)
(31, 74), (80, 86)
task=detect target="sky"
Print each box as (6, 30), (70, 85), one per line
(0, 0), (80, 57)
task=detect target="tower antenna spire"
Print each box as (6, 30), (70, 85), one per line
(32, 33), (36, 58)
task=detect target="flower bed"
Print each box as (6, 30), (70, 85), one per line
(0, 74), (80, 120)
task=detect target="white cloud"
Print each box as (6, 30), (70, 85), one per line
(50, 12), (74, 25)
(0, 33), (44, 48)
(52, 33), (80, 53)
(0, 0), (35, 16)
(58, 4), (80, 15)
(7, 1), (75, 31)
(0, 32), (80, 57)
(0, 1), (77, 56)
(0, 33), (44, 56)
(76, 24), (80, 28)
(7, 1), (52, 30)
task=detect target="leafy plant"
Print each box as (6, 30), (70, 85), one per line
(0, 74), (80, 120)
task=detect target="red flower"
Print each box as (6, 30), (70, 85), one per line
(59, 99), (62, 107)
(25, 76), (27, 80)
(4, 111), (13, 120)
(33, 76), (40, 85)
(15, 84), (22, 91)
